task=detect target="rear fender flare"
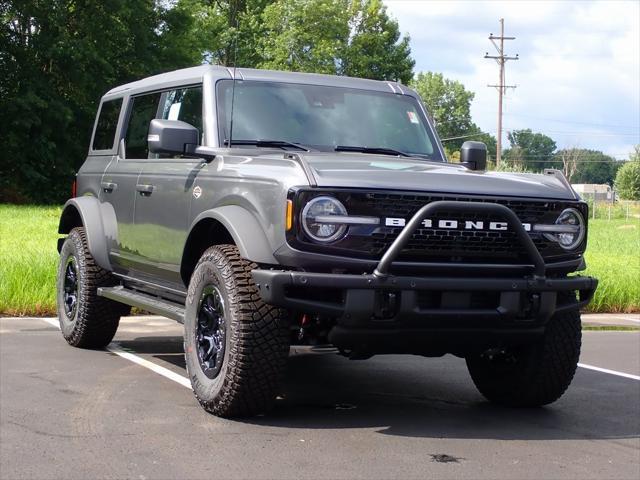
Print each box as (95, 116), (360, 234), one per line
(58, 196), (115, 271)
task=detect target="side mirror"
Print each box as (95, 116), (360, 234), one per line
(148, 119), (199, 156)
(460, 141), (487, 171)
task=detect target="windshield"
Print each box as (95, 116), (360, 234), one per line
(216, 80), (443, 160)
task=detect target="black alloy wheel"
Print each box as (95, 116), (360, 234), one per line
(56, 227), (130, 348)
(62, 256), (79, 319)
(196, 285), (227, 379)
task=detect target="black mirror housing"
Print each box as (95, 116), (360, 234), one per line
(148, 119), (199, 156)
(460, 141), (487, 171)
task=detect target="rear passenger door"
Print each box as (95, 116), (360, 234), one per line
(101, 91), (162, 275)
(132, 86), (204, 288)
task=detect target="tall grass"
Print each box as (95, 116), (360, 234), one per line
(583, 219), (640, 313)
(0, 205), (62, 315)
(0, 205), (638, 315)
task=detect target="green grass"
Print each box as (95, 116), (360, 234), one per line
(583, 219), (640, 313)
(0, 205), (638, 316)
(1, 205), (62, 315)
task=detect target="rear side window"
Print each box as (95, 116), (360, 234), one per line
(92, 98), (123, 151)
(125, 92), (162, 159)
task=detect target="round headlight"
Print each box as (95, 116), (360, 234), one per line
(301, 196), (348, 243)
(545, 208), (585, 250)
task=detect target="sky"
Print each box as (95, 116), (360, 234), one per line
(383, 0), (640, 159)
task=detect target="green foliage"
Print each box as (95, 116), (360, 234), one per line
(0, 0), (195, 203)
(583, 219), (640, 313)
(259, 0), (349, 73)
(258, 0), (413, 82)
(555, 149), (621, 185)
(0, 205), (62, 315)
(503, 129), (557, 172)
(614, 159), (640, 200)
(165, 0), (273, 67)
(341, 0), (414, 83)
(410, 72), (475, 152)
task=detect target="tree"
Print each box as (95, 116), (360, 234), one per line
(259, 0), (349, 74)
(614, 147), (640, 200)
(258, 0), (413, 81)
(340, 0), (414, 83)
(503, 129), (557, 172)
(0, 0), (197, 203)
(557, 148), (581, 181)
(164, 0), (273, 68)
(555, 149), (621, 184)
(410, 72), (475, 151)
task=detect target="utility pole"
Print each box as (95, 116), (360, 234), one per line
(485, 18), (518, 168)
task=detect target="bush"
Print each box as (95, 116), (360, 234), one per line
(615, 161), (640, 200)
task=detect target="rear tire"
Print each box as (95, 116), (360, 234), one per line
(466, 303), (581, 407)
(56, 227), (130, 349)
(184, 245), (289, 417)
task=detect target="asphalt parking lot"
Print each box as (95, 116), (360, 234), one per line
(1, 315), (639, 480)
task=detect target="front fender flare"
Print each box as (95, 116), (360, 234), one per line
(189, 206), (278, 265)
(58, 196), (115, 271)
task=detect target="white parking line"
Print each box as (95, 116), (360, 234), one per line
(108, 344), (192, 389)
(577, 363), (640, 381)
(40, 317), (192, 389)
(40, 318), (640, 384)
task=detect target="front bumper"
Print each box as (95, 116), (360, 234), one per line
(253, 269), (597, 322)
(253, 269), (597, 354)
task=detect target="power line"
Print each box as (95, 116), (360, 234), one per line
(485, 18), (518, 169)
(441, 132), (493, 141)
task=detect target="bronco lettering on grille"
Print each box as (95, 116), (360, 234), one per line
(384, 217), (532, 232)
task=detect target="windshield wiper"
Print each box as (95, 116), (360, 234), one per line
(224, 139), (310, 151)
(334, 145), (412, 157)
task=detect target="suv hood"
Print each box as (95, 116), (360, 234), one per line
(298, 152), (578, 200)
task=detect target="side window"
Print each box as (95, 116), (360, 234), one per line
(161, 86), (203, 142)
(92, 98), (123, 151)
(124, 92), (162, 159)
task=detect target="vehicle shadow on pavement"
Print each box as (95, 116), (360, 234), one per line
(119, 336), (640, 441)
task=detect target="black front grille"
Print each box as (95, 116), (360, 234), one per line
(290, 190), (586, 264)
(359, 193), (567, 262)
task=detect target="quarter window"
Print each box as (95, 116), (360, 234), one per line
(92, 98), (123, 151)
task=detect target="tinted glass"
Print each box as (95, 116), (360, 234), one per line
(125, 93), (161, 159)
(161, 87), (203, 142)
(92, 98), (122, 151)
(217, 81), (440, 159)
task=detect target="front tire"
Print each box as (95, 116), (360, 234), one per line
(56, 227), (130, 348)
(184, 245), (289, 417)
(466, 305), (581, 407)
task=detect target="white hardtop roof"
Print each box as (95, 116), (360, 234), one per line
(103, 65), (411, 99)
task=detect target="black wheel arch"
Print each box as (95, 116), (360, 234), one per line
(180, 206), (279, 286)
(57, 197), (115, 271)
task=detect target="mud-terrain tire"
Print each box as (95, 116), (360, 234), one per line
(184, 245), (290, 418)
(56, 227), (130, 348)
(466, 301), (581, 407)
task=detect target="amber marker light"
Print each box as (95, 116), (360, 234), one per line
(286, 200), (294, 231)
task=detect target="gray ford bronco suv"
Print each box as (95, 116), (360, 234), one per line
(56, 65), (597, 417)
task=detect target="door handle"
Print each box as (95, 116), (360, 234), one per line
(136, 184), (155, 196)
(101, 182), (117, 193)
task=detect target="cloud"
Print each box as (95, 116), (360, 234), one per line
(384, 0), (640, 159)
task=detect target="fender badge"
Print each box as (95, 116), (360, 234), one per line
(193, 186), (202, 199)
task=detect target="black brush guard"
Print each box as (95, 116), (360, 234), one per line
(253, 201), (597, 352)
